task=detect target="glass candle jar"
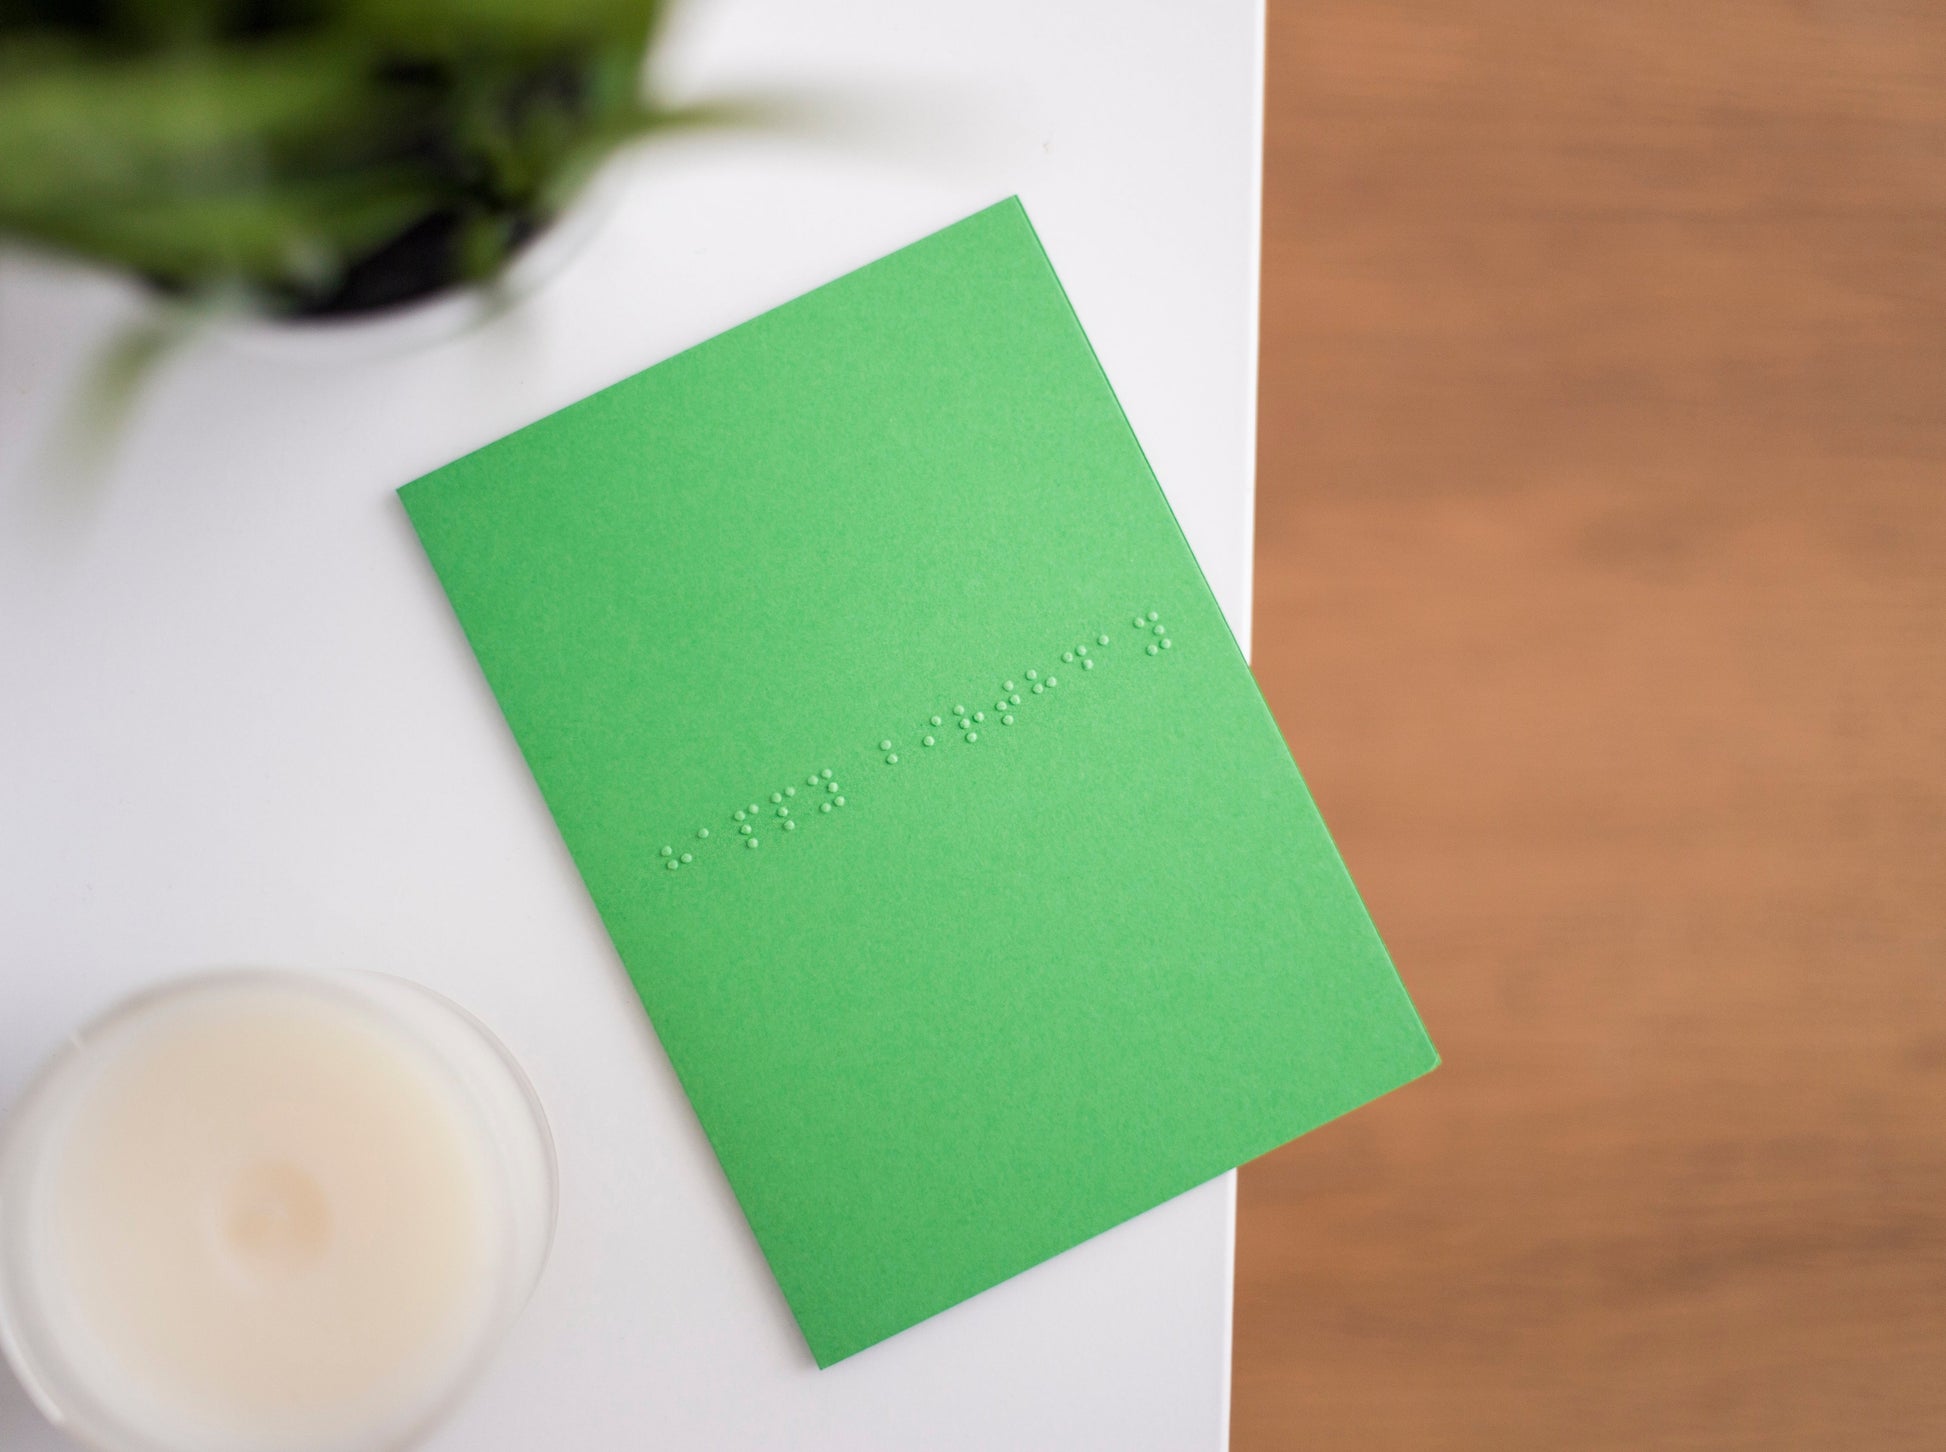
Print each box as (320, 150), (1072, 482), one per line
(0, 969), (556, 1452)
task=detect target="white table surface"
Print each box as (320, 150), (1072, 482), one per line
(0, 2), (1264, 1446)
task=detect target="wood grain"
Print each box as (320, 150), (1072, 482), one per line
(1234, 2), (1946, 1448)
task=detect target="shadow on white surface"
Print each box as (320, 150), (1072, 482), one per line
(0, 1351), (66, 1451)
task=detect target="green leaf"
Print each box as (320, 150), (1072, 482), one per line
(332, 0), (663, 53)
(0, 3), (687, 300)
(0, 41), (381, 216)
(12, 172), (433, 289)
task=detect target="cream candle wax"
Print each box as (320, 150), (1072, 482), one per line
(0, 970), (555, 1452)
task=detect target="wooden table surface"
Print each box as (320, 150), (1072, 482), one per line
(1234, 3), (1946, 1448)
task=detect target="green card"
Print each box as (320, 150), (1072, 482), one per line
(400, 198), (1435, 1366)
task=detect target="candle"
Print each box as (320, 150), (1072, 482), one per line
(0, 971), (554, 1452)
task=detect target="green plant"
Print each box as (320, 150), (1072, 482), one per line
(0, 0), (674, 315)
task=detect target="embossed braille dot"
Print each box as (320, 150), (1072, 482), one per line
(740, 824), (753, 835)
(886, 753), (899, 764)
(1047, 676), (1058, 687)
(821, 768), (833, 779)
(734, 810), (746, 821)
(1004, 681), (1016, 692)
(953, 705), (966, 716)
(1134, 616), (1146, 628)
(771, 792), (782, 803)
(974, 711), (985, 723)
(966, 732), (979, 743)
(809, 774), (821, 786)
(666, 860), (679, 871)
(1003, 714), (1015, 726)
(1010, 693), (1021, 705)
(1083, 658), (1095, 669)
(1099, 634), (1110, 645)
(958, 716), (970, 729)
(1033, 682), (1044, 694)
(681, 852), (693, 863)
(931, 715), (943, 727)
(1147, 643), (1159, 655)
(1148, 610), (1159, 622)
(835, 796), (846, 807)
(785, 786), (796, 797)
(827, 780), (839, 791)
(1161, 638), (1173, 649)
(1154, 623), (1166, 636)
(778, 806), (790, 816)
(1026, 670), (1039, 681)
(821, 801), (832, 813)
(1062, 652), (1073, 663)
(698, 828), (710, 839)
(924, 735), (936, 746)
(997, 700), (1009, 711)
(879, 740), (892, 752)
(661, 846), (673, 857)
(784, 820), (796, 831)
(1076, 645), (1088, 657)
(747, 838), (760, 849)
(749, 804), (760, 816)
